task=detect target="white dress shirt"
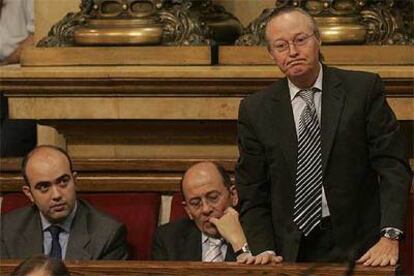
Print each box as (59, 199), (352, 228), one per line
(0, 0), (34, 61)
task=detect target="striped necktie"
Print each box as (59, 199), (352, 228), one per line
(293, 88), (323, 236)
(204, 238), (223, 262)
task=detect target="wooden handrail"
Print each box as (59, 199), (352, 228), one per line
(0, 260), (397, 276)
(1, 157), (412, 172)
(0, 157), (237, 172)
(1, 157), (412, 192)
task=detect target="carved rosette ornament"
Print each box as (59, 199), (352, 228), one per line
(236, 0), (413, 46)
(37, 0), (241, 47)
(361, 0), (413, 45)
(159, 0), (213, 46)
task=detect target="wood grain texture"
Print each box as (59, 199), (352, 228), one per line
(7, 96), (413, 120)
(1, 65), (413, 79)
(0, 260), (398, 276)
(219, 46), (414, 65)
(21, 46), (213, 66)
(0, 157), (237, 192)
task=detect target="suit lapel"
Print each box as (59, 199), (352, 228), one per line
(179, 222), (202, 261)
(22, 207), (43, 256)
(269, 79), (298, 181)
(321, 66), (346, 175)
(65, 201), (92, 260)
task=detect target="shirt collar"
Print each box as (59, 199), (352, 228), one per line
(202, 233), (223, 245)
(288, 62), (323, 101)
(41, 200), (78, 233)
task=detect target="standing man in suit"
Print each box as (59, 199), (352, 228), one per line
(1, 145), (129, 260)
(152, 162), (253, 262)
(236, 7), (411, 266)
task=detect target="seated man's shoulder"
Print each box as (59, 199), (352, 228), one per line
(156, 218), (194, 236)
(78, 199), (124, 229)
(2, 205), (37, 230)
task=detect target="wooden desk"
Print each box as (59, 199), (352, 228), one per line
(0, 260), (398, 276)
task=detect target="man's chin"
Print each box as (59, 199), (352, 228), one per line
(46, 211), (69, 223)
(286, 66), (307, 78)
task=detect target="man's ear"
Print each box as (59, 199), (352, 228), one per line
(267, 47), (277, 62)
(229, 185), (239, 207)
(72, 171), (78, 191)
(182, 201), (194, 220)
(72, 171), (78, 180)
(315, 34), (322, 46)
(22, 185), (35, 203)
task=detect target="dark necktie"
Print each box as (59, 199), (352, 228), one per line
(48, 225), (62, 259)
(293, 88), (323, 236)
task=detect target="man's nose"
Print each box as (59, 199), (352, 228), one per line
(201, 198), (213, 214)
(50, 185), (62, 200)
(288, 42), (299, 56)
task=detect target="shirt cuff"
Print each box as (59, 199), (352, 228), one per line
(381, 227), (404, 235)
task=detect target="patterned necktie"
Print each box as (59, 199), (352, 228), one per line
(48, 225), (62, 259)
(293, 88), (323, 236)
(204, 238), (223, 262)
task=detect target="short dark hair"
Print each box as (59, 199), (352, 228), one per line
(21, 145), (73, 187)
(180, 162), (233, 200)
(12, 254), (70, 276)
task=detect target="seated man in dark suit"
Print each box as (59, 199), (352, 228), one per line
(1, 145), (129, 260)
(152, 161), (252, 262)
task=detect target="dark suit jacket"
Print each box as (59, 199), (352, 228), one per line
(0, 199), (128, 260)
(151, 219), (236, 261)
(236, 65), (412, 262)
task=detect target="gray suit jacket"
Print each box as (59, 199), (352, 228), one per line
(1, 199), (128, 260)
(151, 218), (236, 261)
(236, 65), (412, 262)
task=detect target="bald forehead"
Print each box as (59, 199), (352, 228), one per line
(182, 162), (225, 190)
(26, 147), (71, 173)
(184, 162), (222, 182)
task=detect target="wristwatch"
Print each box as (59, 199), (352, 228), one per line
(235, 243), (251, 257)
(381, 228), (403, 241)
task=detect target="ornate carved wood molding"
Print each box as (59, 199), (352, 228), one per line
(236, 0), (413, 46)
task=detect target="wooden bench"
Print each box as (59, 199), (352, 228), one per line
(1, 157), (412, 274)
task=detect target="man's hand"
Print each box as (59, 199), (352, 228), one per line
(237, 251), (283, 265)
(209, 208), (283, 265)
(357, 237), (399, 266)
(209, 207), (246, 250)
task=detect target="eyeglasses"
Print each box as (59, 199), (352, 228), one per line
(186, 191), (225, 210)
(269, 33), (316, 53)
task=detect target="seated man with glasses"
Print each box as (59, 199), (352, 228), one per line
(152, 161), (261, 263)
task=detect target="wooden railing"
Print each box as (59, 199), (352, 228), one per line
(0, 260), (398, 276)
(0, 157), (236, 192)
